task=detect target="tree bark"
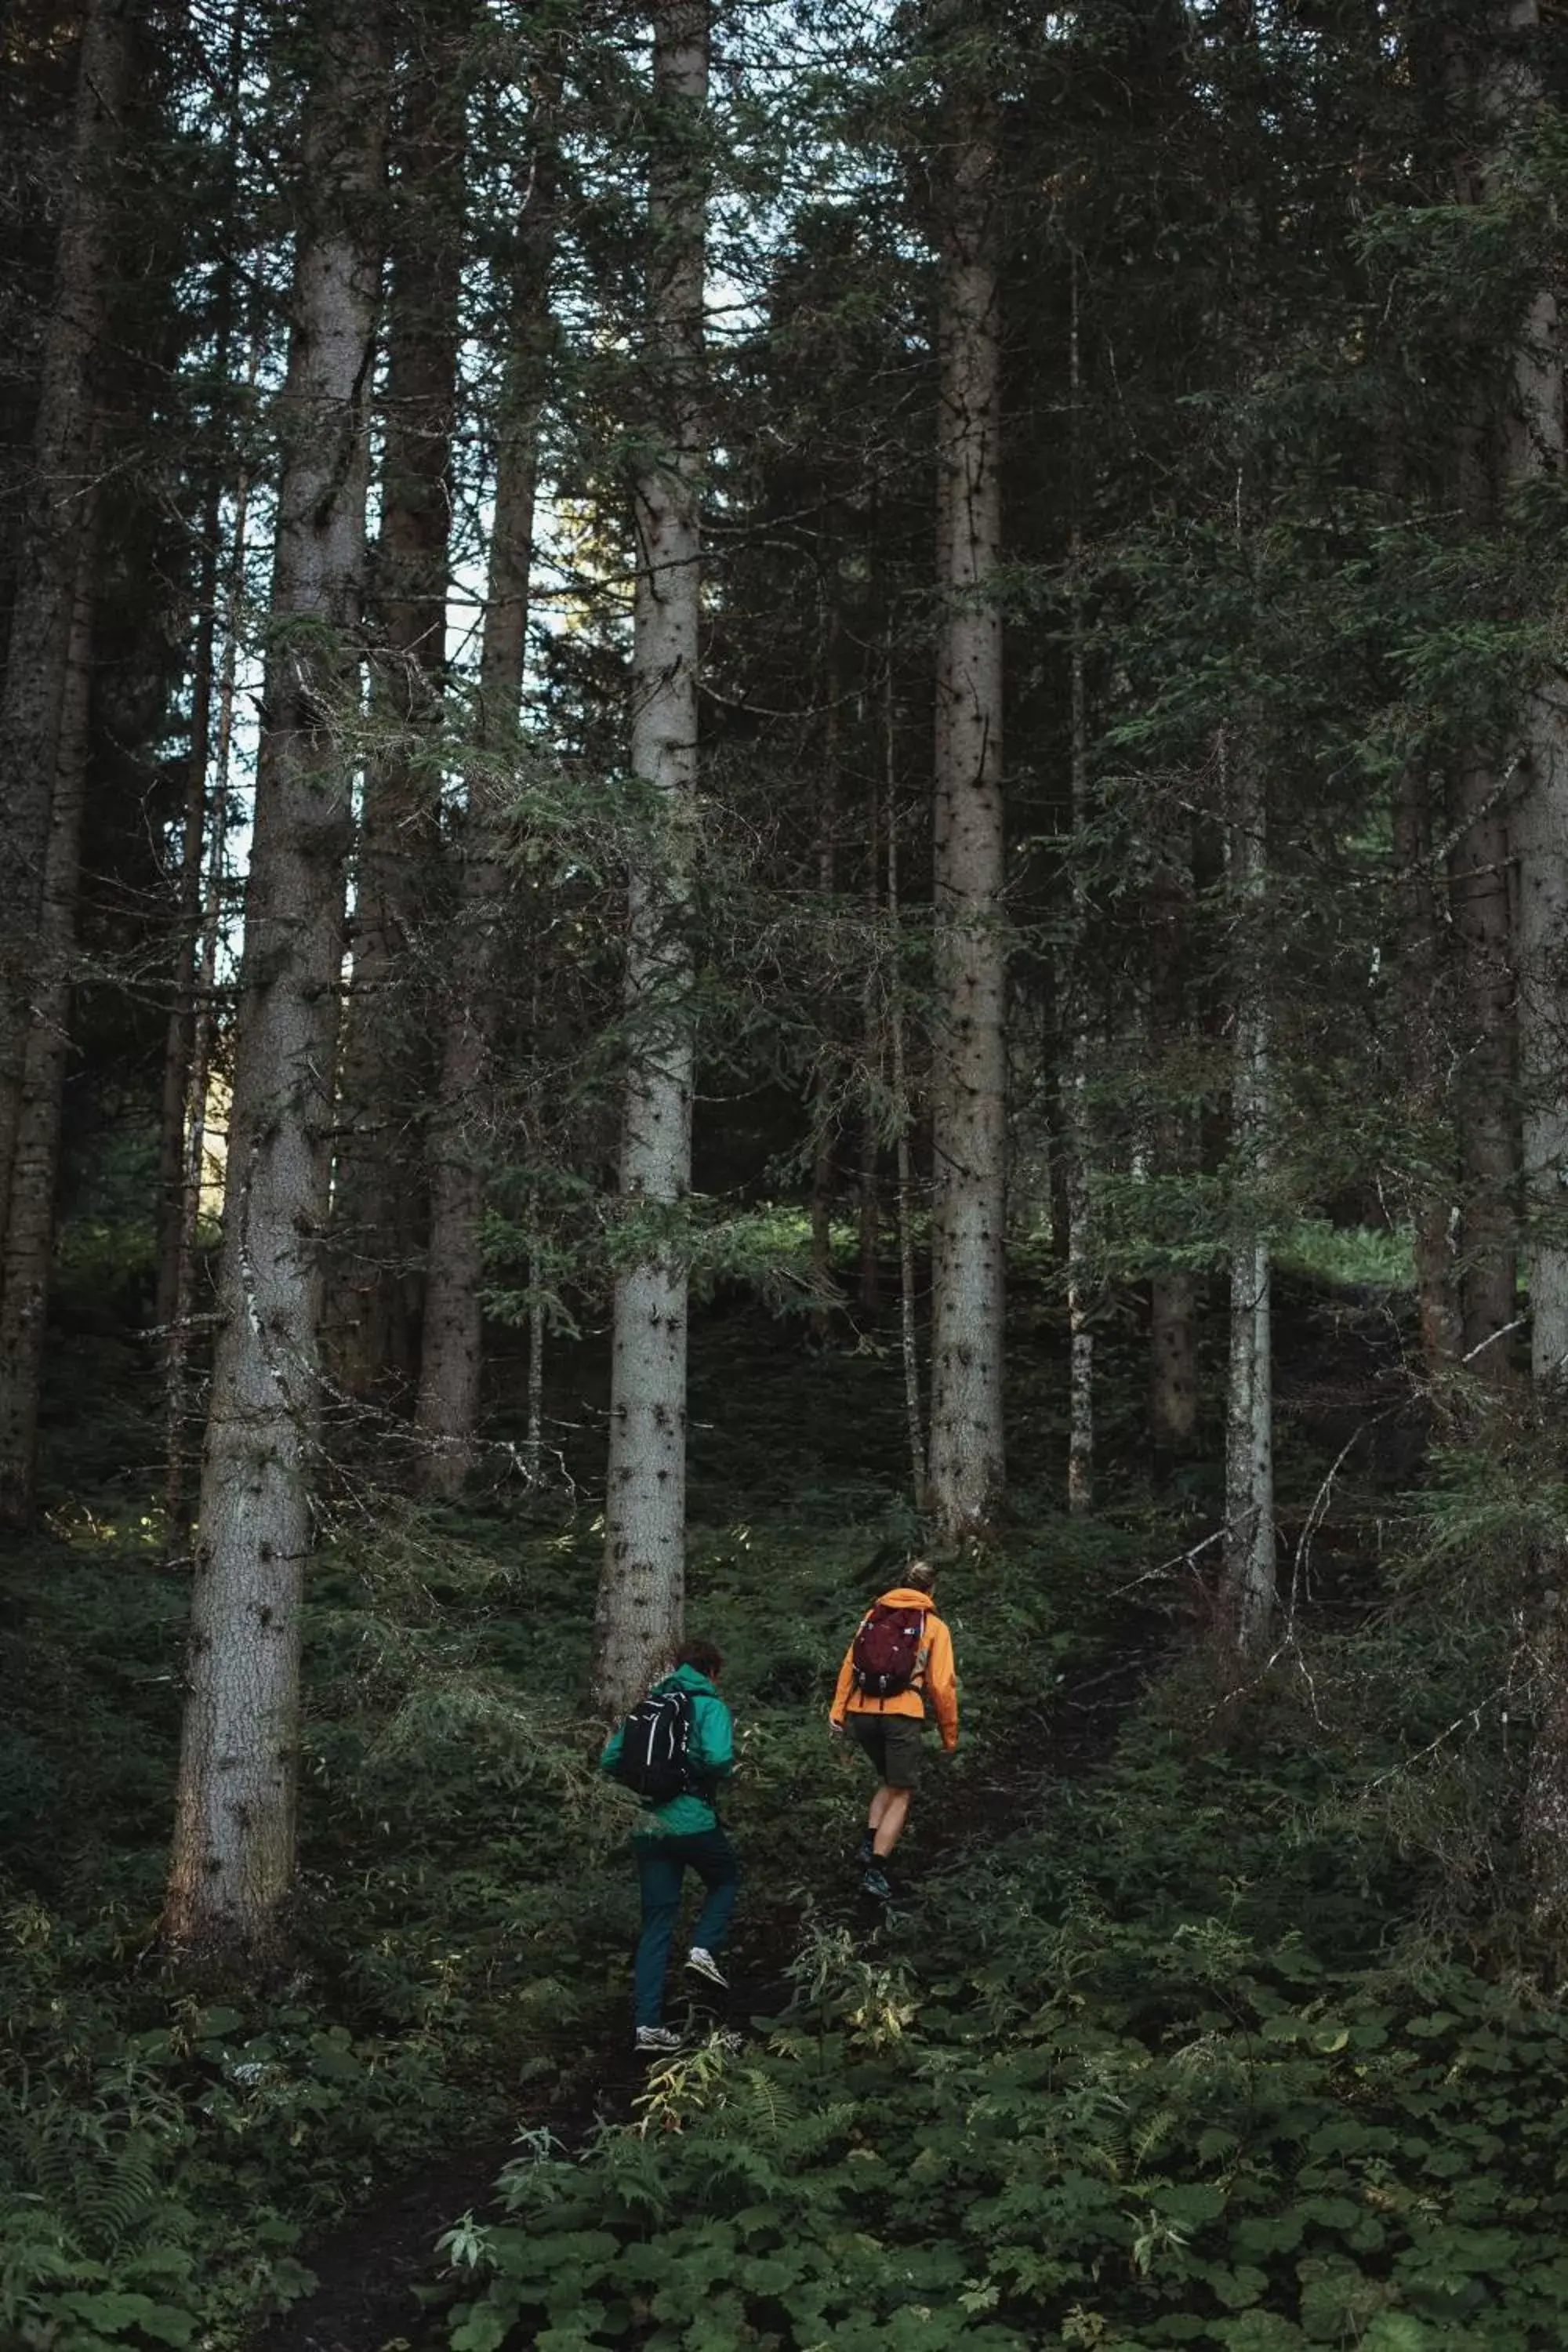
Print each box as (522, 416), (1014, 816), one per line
(1515, 714), (1568, 1385)
(1493, 11), (1568, 1384)
(591, 0), (708, 1719)
(164, 0), (388, 1958)
(1148, 851), (1199, 1462)
(1392, 764), (1462, 1381)
(885, 655), (927, 1508)
(0, 506), (96, 1524)
(164, 438), (253, 1550)
(1064, 1033), (1093, 1516)
(1462, 0), (1568, 1953)
(1444, 6), (1537, 1389)
(1502, 96), (1568, 1954)
(1522, 1588), (1568, 1948)
(1450, 758), (1519, 1379)
(808, 621), (841, 1343)
(524, 1250), (546, 1483)
(0, 0), (130, 1240)
(153, 0), (245, 1345)
(154, 533), (221, 1340)
(414, 111), (559, 1496)
(1221, 742), (1275, 1658)
(858, 735), (882, 1319)
(329, 18), (465, 1406)
(1065, 472), (1093, 1515)
(927, 74), (1006, 1544)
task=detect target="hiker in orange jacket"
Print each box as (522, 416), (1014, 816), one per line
(829, 1561), (958, 1900)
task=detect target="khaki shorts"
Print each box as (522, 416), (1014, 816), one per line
(845, 1710), (926, 1788)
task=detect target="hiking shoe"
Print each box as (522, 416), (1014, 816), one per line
(685, 1946), (730, 1990)
(860, 1866), (892, 1900)
(857, 1829), (876, 1866)
(635, 2024), (682, 2053)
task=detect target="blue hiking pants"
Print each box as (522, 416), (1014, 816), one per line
(632, 1828), (740, 2028)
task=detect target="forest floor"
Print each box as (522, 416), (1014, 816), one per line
(17, 1243), (1539, 2352)
(249, 1607), (1169, 2352)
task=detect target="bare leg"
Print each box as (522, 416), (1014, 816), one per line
(869, 1784), (913, 1857)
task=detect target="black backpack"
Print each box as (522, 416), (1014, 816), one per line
(614, 1686), (695, 1802)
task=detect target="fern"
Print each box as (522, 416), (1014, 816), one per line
(1130, 2105), (1182, 2176)
(73, 2131), (169, 2252)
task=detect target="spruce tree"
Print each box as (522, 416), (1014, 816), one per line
(165, 0), (390, 1956)
(926, 8), (1006, 1545)
(593, 0), (710, 1716)
(0, 0), (131, 1266)
(416, 58), (562, 1494)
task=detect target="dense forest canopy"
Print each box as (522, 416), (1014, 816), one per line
(7, 2), (1568, 2348)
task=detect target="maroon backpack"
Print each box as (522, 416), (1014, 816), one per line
(851, 1603), (927, 1700)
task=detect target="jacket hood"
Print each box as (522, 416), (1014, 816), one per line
(877, 1586), (935, 1610)
(655, 1664), (718, 1697)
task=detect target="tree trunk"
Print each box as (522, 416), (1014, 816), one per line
(858, 745), (882, 1320)
(410, 792), (516, 1494)
(1392, 763), (1462, 1382)
(1494, 16), (1568, 1385)
(1065, 466), (1093, 1515)
(414, 113), (558, 1496)
(154, 546), (220, 1339)
(1444, 5), (1536, 1389)
(808, 623), (841, 1343)
(164, 0), (388, 1958)
(1515, 717), (1568, 1387)
(1064, 1036), (1093, 1519)
(885, 657), (927, 1508)
(329, 21), (465, 1407)
(0, 508), (96, 1524)
(808, 1126), (837, 1340)
(1450, 760), (1519, 1379)
(1523, 1587), (1568, 1947)
(1149, 1258), (1198, 1464)
(164, 438), (253, 1551)
(856, 1127), (881, 1313)
(927, 78), (1006, 1544)
(524, 1251), (546, 1483)
(1221, 742), (1275, 1658)
(1465, 0), (1568, 1952)
(153, 0), (245, 1345)
(0, 0), (130, 1236)
(1148, 851), (1199, 1462)
(591, 0), (708, 1719)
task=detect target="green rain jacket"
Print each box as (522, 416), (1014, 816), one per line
(600, 1664), (735, 1838)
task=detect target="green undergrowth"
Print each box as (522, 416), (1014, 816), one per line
(0, 1484), (1129, 2352)
(441, 1657), (1555, 2352)
(1, 1269), (1530, 2352)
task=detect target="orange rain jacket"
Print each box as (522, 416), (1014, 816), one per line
(829, 1587), (960, 1752)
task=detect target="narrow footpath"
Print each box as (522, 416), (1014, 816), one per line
(252, 1622), (1167, 2352)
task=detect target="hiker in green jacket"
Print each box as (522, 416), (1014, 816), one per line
(600, 1640), (739, 2054)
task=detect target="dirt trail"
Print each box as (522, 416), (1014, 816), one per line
(250, 1624), (1167, 2352)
